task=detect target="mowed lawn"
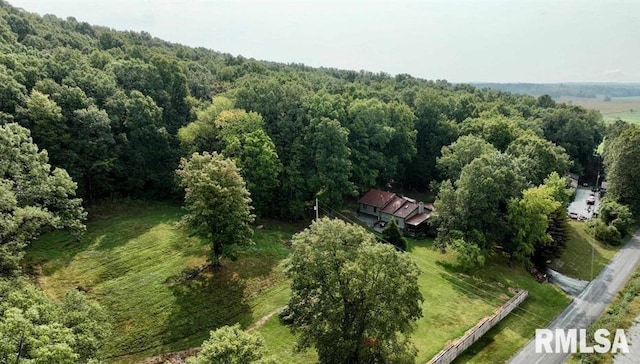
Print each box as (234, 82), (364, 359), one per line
(27, 201), (569, 363)
(257, 239), (569, 363)
(26, 200), (298, 363)
(550, 220), (619, 280)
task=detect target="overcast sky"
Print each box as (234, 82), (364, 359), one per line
(8, 0), (640, 83)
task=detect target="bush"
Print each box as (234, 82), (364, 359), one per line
(599, 200), (633, 236)
(381, 219), (407, 251)
(593, 221), (622, 246)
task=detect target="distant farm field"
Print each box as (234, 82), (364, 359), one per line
(556, 96), (640, 123)
(26, 201), (569, 363)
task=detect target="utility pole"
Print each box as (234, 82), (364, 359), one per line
(591, 244), (595, 280)
(315, 198), (319, 221)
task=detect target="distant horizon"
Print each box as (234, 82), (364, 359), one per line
(8, 0), (640, 84)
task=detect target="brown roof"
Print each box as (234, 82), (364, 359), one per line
(406, 212), (431, 226)
(358, 189), (396, 208)
(382, 196), (406, 214)
(393, 201), (419, 219)
(424, 203), (435, 211)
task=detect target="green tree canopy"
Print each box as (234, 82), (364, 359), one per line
(381, 218), (407, 251)
(437, 134), (498, 182)
(506, 132), (571, 186)
(434, 152), (526, 266)
(0, 123), (86, 275)
(186, 324), (275, 364)
(0, 278), (110, 363)
(304, 117), (354, 207)
(285, 218), (423, 363)
(505, 180), (563, 263)
(603, 124), (640, 214)
(177, 151), (254, 267)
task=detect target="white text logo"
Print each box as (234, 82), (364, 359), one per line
(535, 329), (629, 354)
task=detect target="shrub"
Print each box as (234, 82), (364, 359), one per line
(593, 222), (622, 246)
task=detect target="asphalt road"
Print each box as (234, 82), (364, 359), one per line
(507, 228), (640, 364)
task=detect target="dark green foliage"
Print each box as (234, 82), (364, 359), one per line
(285, 218), (423, 363)
(0, 1), (609, 219)
(506, 132), (571, 186)
(599, 200), (633, 236)
(186, 324), (275, 364)
(592, 221), (622, 246)
(603, 124), (640, 214)
(0, 123), (86, 275)
(381, 219), (407, 251)
(532, 207), (569, 268)
(435, 152), (526, 253)
(539, 106), (604, 175)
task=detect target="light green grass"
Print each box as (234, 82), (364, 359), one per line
(454, 255), (571, 363)
(26, 200), (298, 363)
(549, 221), (619, 280)
(28, 201), (569, 363)
(255, 238), (569, 363)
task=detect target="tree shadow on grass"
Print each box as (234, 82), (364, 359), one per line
(164, 252), (285, 350)
(165, 267), (253, 348)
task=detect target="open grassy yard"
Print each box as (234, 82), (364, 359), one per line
(256, 238), (569, 364)
(549, 220), (619, 280)
(27, 200), (569, 363)
(26, 200), (298, 363)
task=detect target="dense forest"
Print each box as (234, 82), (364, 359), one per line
(6, 1), (639, 361)
(0, 2), (605, 217)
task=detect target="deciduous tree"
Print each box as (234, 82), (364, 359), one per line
(437, 135), (497, 182)
(0, 123), (86, 275)
(603, 124), (640, 214)
(177, 152), (254, 267)
(186, 324), (275, 364)
(506, 132), (571, 186)
(285, 218), (423, 363)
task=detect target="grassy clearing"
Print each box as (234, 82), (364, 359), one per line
(27, 201), (569, 363)
(453, 254), (570, 363)
(550, 221), (619, 280)
(26, 200), (298, 363)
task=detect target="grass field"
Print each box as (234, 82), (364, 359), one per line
(26, 200), (299, 363)
(26, 200), (569, 363)
(556, 96), (640, 123)
(549, 221), (619, 281)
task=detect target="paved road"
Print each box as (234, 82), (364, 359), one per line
(508, 228), (640, 364)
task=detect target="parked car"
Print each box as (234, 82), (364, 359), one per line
(568, 212), (579, 219)
(587, 193), (596, 205)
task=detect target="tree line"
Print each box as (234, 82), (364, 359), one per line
(0, 2), (605, 221)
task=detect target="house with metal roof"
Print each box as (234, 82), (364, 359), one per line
(358, 188), (433, 234)
(358, 189), (396, 219)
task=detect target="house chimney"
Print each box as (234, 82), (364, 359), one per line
(418, 202), (424, 214)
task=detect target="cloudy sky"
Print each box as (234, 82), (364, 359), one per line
(8, 0), (640, 83)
